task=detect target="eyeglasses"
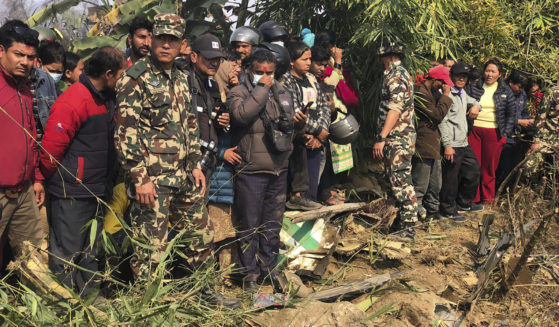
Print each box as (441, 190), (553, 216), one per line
(13, 26), (40, 40)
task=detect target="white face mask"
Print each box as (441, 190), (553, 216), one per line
(271, 41), (284, 47)
(48, 72), (62, 83)
(252, 74), (263, 85)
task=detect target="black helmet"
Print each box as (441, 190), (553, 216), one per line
(329, 113), (360, 144)
(258, 21), (289, 43)
(254, 42), (290, 79)
(377, 37), (405, 56)
(230, 26), (262, 45)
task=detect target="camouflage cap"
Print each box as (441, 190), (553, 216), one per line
(153, 13), (185, 39)
(377, 37), (405, 56)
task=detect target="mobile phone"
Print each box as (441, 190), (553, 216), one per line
(303, 101), (314, 114)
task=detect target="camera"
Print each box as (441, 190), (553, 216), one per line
(200, 140), (217, 172)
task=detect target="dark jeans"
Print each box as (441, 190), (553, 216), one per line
(496, 141), (528, 189)
(49, 196), (103, 296)
(439, 146), (480, 215)
(235, 172), (287, 282)
(411, 157), (441, 215)
(306, 148), (323, 201)
(289, 143), (309, 194)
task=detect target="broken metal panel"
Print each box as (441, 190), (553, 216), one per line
(279, 217), (339, 278)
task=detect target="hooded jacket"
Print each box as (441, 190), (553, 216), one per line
(466, 79), (516, 139)
(227, 74), (295, 175)
(0, 67), (43, 188)
(413, 81), (453, 159)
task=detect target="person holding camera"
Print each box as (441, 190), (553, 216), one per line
(227, 49), (307, 292)
(189, 33), (229, 183)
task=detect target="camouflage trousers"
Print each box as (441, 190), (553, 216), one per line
(383, 142), (419, 223)
(128, 183), (214, 280)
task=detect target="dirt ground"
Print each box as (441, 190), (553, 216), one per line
(249, 206), (559, 327)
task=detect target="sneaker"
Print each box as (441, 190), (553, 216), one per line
(286, 195), (322, 211)
(457, 203), (483, 212)
(200, 288), (242, 309)
(441, 213), (466, 222)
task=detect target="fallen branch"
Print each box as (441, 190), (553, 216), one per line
(288, 202), (367, 223)
(504, 210), (557, 293)
(467, 232), (512, 303)
(307, 272), (404, 302)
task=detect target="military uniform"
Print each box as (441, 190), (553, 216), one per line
(378, 60), (418, 223)
(524, 86), (559, 175)
(114, 14), (213, 279)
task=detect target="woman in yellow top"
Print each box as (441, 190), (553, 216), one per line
(465, 58), (516, 205)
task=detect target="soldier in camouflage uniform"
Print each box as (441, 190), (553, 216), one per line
(114, 14), (212, 280)
(372, 40), (419, 240)
(524, 85), (559, 176)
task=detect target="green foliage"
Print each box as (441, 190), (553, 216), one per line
(27, 0), (82, 28)
(249, 0), (559, 156)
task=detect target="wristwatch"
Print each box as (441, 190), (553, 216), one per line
(333, 62), (342, 70)
(377, 135), (387, 142)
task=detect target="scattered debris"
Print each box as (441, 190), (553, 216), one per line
(279, 217), (339, 278)
(247, 300), (373, 327)
(468, 232), (512, 302)
(286, 202), (366, 224)
(504, 211), (557, 291)
(476, 213), (494, 256)
(253, 293), (291, 309)
(307, 272), (403, 302)
(433, 303), (465, 327)
(276, 271), (310, 298)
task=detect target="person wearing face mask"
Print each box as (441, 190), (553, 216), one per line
(29, 40), (63, 142)
(465, 58), (516, 205)
(281, 42), (331, 210)
(56, 52), (84, 94)
(258, 21), (289, 48)
(227, 49), (306, 292)
(412, 65), (454, 220)
(39, 47), (126, 297)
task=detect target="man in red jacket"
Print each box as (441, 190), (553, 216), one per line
(40, 47), (125, 296)
(0, 20), (45, 260)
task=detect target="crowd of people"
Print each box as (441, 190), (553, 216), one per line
(0, 12), (557, 307)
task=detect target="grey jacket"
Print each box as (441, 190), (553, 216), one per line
(439, 87), (479, 148)
(30, 67), (57, 139)
(228, 76), (295, 175)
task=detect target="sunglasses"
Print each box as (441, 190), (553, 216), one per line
(13, 26), (40, 40)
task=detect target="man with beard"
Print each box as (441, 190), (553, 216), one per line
(126, 17), (152, 67)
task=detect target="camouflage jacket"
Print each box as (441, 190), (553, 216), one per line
(378, 61), (416, 144)
(115, 56), (202, 189)
(533, 86), (559, 151)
